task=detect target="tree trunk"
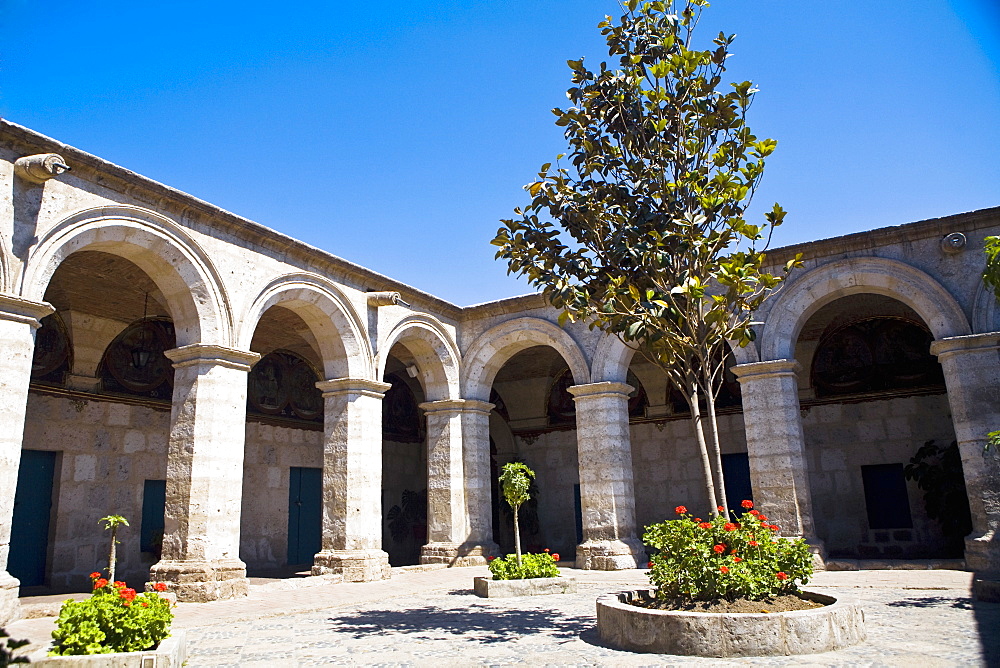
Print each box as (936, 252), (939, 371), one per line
(689, 381), (719, 516)
(513, 505), (522, 566)
(703, 371), (728, 518)
(108, 526), (118, 583)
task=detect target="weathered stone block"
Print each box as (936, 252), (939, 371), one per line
(473, 575), (576, 597)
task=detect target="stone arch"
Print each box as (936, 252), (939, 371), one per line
(761, 257), (971, 361)
(21, 206), (231, 346)
(237, 273), (373, 380)
(461, 316), (590, 401)
(972, 279), (1000, 334)
(591, 332), (758, 382)
(377, 314), (460, 402)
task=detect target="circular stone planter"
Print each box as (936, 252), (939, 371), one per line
(28, 631), (187, 667)
(597, 590), (865, 657)
(474, 575), (577, 598)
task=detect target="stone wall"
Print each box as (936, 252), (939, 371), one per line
(20, 392), (170, 590)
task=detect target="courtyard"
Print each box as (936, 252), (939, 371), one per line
(8, 564), (999, 666)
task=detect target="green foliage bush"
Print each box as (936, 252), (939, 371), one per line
(487, 551), (560, 580)
(50, 575), (173, 656)
(643, 502), (813, 601)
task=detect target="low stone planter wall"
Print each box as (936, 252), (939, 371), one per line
(474, 576), (577, 598)
(597, 590), (865, 657)
(29, 631), (187, 668)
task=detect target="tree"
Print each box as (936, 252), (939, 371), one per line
(99, 514), (129, 583)
(498, 462), (535, 565)
(493, 0), (801, 517)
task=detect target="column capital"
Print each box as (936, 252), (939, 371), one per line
(164, 344), (260, 371)
(568, 381), (634, 400)
(0, 293), (54, 328)
(316, 377), (392, 398)
(930, 333), (1000, 358)
(418, 399), (494, 415)
(732, 358), (801, 382)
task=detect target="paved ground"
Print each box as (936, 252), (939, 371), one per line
(8, 566), (999, 666)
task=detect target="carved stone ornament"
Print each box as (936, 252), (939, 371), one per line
(14, 153), (70, 183)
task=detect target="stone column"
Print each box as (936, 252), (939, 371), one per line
(0, 294), (53, 625)
(418, 399), (497, 565)
(930, 334), (1000, 596)
(149, 344), (259, 602)
(732, 360), (825, 564)
(568, 382), (644, 570)
(311, 378), (392, 581)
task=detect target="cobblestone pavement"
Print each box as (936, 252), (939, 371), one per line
(9, 566), (999, 666)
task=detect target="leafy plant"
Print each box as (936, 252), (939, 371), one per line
(487, 551), (560, 580)
(98, 514), (129, 583)
(493, 0), (801, 518)
(498, 462), (535, 565)
(983, 235), (1000, 299)
(50, 574), (172, 655)
(643, 502), (813, 601)
(904, 440), (973, 549)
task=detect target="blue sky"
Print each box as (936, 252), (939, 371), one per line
(3, 1), (998, 306)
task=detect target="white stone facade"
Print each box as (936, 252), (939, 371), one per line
(1, 119), (998, 622)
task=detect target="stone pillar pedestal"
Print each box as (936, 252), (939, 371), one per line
(418, 400), (497, 566)
(930, 334), (1000, 588)
(733, 360), (826, 568)
(568, 382), (644, 570)
(149, 344), (259, 602)
(0, 294), (53, 624)
(312, 378), (391, 582)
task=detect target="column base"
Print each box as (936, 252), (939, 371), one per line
(312, 549), (390, 582)
(420, 541), (498, 567)
(576, 538), (646, 570)
(965, 531), (999, 574)
(147, 559), (248, 602)
(805, 536), (828, 571)
(0, 572), (21, 625)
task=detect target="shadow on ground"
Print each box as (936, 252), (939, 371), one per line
(886, 596), (974, 610)
(327, 604), (591, 644)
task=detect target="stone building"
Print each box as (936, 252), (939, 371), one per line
(0, 119), (997, 624)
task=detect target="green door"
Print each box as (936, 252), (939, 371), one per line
(287, 467), (322, 565)
(9, 450), (57, 587)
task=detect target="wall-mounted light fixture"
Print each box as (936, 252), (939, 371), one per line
(367, 291), (411, 308)
(14, 153), (70, 184)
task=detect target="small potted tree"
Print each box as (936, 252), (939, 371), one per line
(474, 463), (576, 597)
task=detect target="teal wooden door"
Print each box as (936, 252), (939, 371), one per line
(287, 467), (322, 565)
(9, 450), (56, 587)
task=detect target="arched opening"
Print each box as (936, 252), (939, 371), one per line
(16, 250), (178, 592)
(796, 294), (965, 559)
(488, 345), (581, 558)
(381, 346), (428, 567)
(240, 305), (326, 576)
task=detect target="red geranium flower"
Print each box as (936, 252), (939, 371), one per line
(94, 578), (108, 589)
(776, 572), (788, 581)
(717, 505), (725, 513)
(694, 518), (702, 522)
(733, 557), (742, 563)
(89, 572), (101, 580)
(749, 509), (760, 516)
(720, 566), (729, 574)
(487, 556), (495, 561)
(675, 505), (687, 515)
(114, 581), (126, 589)
(119, 588), (137, 602)
(141, 601), (149, 608)
(730, 548), (737, 555)
(758, 514), (768, 522)
(761, 522), (770, 528)
(122, 601), (131, 607)
(551, 553), (560, 562)
(698, 522), (712, 529)
(713, 544), (725, 554)
(647, 561), (654, 569)
(741, 500), (753, 509)
(769, 525), (780, 531)
(153, 582), (167, 592)
(723, 523), (736, 532)
(749, 540), (759, 547)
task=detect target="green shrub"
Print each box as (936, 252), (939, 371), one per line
(487, 551), (560, 580)
(50, 574), (173, 656)
(643, 502), (813, 602)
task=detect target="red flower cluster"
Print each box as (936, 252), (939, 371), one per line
(719, 566), (729, 574)
(551, 553), (560, 562)
(712, 544), (725, 554)
(748, 540), (759, 547)
(698, 522), (712, 529)
(723, 523), (737, 532)
(716, 505), (724, 513)
(120, 588), (137, 602)
(89, 572), (101, 579)
(733, 557), (742, 563)
(776, 572), (788, 581)
(675, 505), (687, 515)
(741, 500), (753, 509)
(153, 582), (168, 592)
(487, 556), (495, 561)
(647, 561), (654, 569)
(93, 578), (108, 590)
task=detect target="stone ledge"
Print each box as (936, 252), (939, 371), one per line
(473, 576), (577, 598)
(29, 630), (186, 667)
(597, 590), (866, 657)
(826, 559), (966, 571)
